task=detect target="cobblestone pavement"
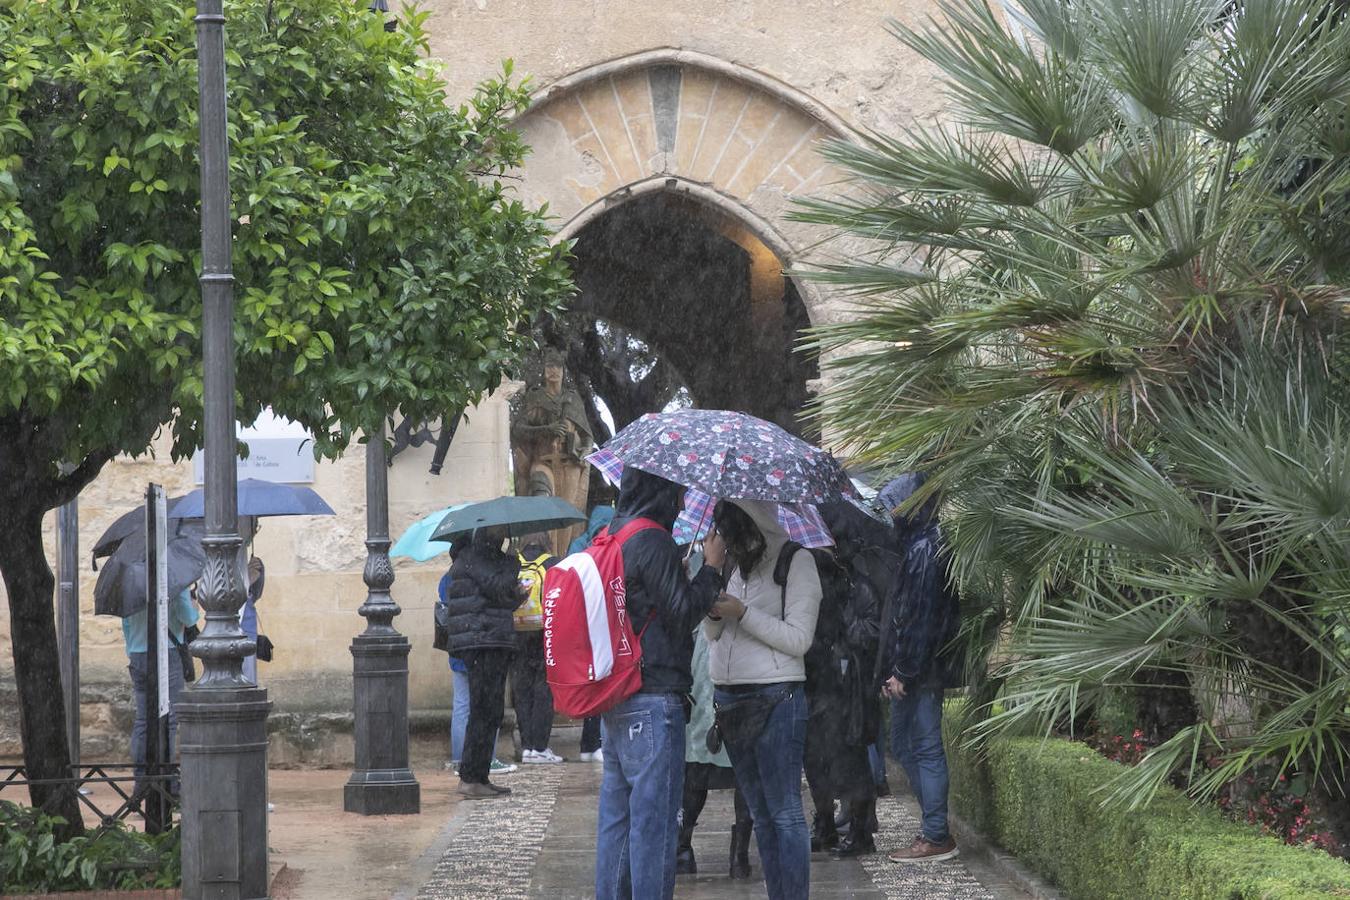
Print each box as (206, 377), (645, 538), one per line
(416, 768), (564, 900)
(417, 763), (1023, 899)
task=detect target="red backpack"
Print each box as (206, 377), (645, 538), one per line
(543, 518), (663, 718)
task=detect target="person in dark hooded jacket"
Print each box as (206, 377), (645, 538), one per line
(804, 500), (893, 859)
(878, 472), (961, 863)
(445, 525), (522, 799)
(595, 468), (727, 900)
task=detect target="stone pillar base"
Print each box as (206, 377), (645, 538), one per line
(343, 771), (421, 815)
(345, 635), (419, 815)
(178, 685), (272, 900)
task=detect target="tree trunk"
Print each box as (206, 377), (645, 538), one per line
(0, 500), (84, 839)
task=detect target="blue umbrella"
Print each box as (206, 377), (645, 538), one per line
(390, 503), (471, 562)
(430, 496), (586, 543)
(169, 478), (335, 519)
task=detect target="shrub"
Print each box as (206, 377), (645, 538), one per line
(0, 801), (180, 893)
(945, 731), (1350, 899)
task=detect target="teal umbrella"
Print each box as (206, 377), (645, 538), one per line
(390, 503), (470, 562)
(430, 496), (585, 543)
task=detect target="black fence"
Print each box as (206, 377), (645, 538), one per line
(0, 763), (178, 832)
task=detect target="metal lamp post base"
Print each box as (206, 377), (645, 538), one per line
(344, 635), (420, 815)
(179, 686), (272, 900)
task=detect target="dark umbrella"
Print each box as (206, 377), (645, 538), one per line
(91, 498), (190, 563)
(599, 409), (853, 504)
(429, 496), (586, 543)
(168, 478), (335, 519)
(94, 520), (208, 618)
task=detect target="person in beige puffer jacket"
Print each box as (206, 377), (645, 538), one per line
(704, 498), (822, 900)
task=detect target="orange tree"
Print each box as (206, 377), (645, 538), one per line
(0, 0), (570, 834)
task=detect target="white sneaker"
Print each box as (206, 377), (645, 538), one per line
(524, 748), (565, 764)
(580, 748), (604, 763)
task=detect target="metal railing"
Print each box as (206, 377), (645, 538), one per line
(0, 763), (178, 831)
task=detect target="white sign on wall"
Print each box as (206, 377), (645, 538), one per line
(192, 409), (315, 484)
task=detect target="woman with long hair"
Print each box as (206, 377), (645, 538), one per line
(705, 499), (822, 899)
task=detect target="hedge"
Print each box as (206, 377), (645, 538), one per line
(944, 725), (1350, 899)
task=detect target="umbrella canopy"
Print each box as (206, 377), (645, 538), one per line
(94, 520), (207, 618)
(91, 498), (191, 561)
(390, 503), (471, 562)
(588, 447), (834, 548)
(429, 496), (586, 543)
(169, 478), (335, 519)
(600, 409), (852, 505)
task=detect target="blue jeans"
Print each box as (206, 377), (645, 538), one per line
(890, 686), (950, 843)
(869, 739), (886, 784)
(451, 667), (470, 763)
(595, 693), (686, 900)
(128, 651), (185, 794)
(450, 662), (500, 765)
(717, 684), (809, 900)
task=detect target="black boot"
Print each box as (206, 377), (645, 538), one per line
(729, 819), (753, 879)
(812, 809), (840, 852)
(831, 798), (877, 859)
(676, 821), (697, 876)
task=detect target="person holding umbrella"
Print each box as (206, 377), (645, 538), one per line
(444, 525), (525, 799)
(123, 584), (199, 800)
(705, 499), (822, 900)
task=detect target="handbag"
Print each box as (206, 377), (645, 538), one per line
(707, 689), (791, 754)
(169, 626), (198, 684)
(432, 601), (450, 652)
(256, 634), (274, 662)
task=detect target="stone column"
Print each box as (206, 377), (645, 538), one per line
(344, 425), (420, 815)
(179, 2), (272, 896)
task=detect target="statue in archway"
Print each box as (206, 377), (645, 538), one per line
(510, 347), (593, 551)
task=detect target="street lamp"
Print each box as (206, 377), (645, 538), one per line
(343, 0), (419, 816)
(178, 1), (272, 896)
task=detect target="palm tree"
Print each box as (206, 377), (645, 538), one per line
(795, 0), (1350, 842)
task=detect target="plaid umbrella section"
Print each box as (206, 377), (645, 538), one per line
(587, 449), (834, 548)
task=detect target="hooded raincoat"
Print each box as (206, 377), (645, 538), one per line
(878, 473), (960, 688)
(610, 468), (725, 696)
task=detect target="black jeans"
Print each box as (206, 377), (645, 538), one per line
(581, 716), (602, 754)
(460, 648), (513, 783)
(511, 632), (554, 751)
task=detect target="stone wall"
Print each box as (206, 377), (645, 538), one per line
(0, 393), (514, 764)
(0, 0), (949, 764)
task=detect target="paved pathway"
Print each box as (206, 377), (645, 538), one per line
(417, 763), (1024, 899)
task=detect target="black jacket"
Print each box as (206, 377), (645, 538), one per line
(445, 532), (523, 654)
(813, 500), (894, 744)
(878, 473), (961, 688)
(610, 469), (724, 696)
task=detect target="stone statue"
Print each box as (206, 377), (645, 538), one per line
(510, 348), (593, 551)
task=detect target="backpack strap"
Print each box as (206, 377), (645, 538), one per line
(596, 517), (665, 637)
(604, 517), (664, 545)
(772, 541), (804, 621)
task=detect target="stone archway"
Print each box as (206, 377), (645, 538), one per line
(513, 49), (852, 329)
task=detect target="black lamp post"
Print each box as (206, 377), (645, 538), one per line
(178, 1), (272, 896)
(343, 0), (420, 816)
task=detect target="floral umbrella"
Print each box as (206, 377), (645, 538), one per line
(600, 409), (853, 505)
(588, 448), (835, 548)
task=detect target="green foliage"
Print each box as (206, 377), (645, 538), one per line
(794, 0), (1350, 828)
(0, 801), (180, 892)
(944, 727), (1350, 900)
(0, 0), (572, 467)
